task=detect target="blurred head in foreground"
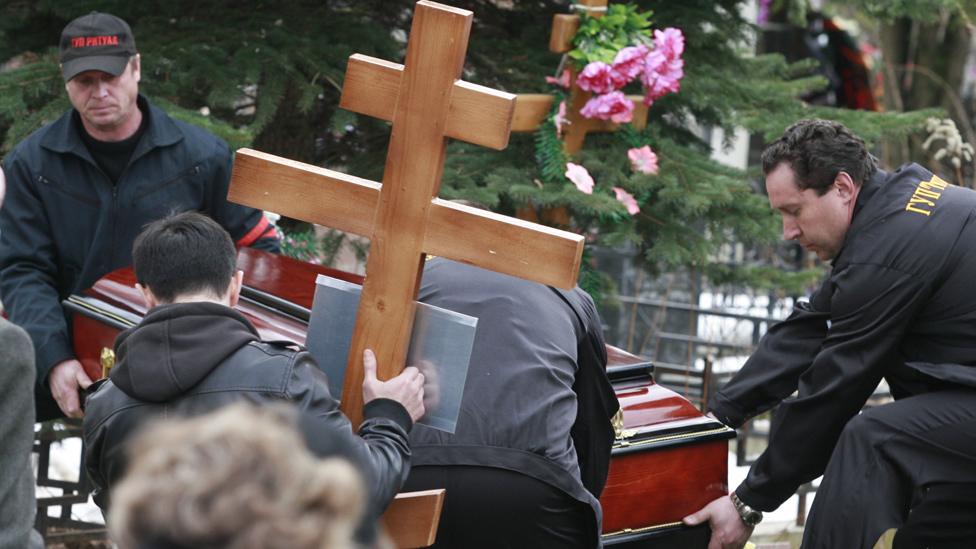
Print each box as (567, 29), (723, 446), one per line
(108, 403), (364, 549)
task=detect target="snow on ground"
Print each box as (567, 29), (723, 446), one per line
(37, 436), (104, 524)
(42, 433), (819, 532)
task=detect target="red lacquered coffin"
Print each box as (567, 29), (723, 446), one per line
(66, 248), (734, 548)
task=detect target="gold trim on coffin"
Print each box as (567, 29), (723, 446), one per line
(613, 426), (734, 449)
(66, 295), (137, 328)
(603, 521), (685, 539)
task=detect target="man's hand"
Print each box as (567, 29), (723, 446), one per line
(361, 349), (426, 422)
(683, 495), (753, 549)
(415, 359), (441, 411)
(48, 359), (93, 418)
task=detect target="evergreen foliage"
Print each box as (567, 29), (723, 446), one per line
(439, 0), (935, 295)
(830, 0), (974, 22)
(0, 0), (940, 298)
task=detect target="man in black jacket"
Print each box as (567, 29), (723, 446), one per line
(0, 12), (279, 421)
(83, 212), (424, 542)
(684, 120), (976, 548)
(402, 258), (619, 549)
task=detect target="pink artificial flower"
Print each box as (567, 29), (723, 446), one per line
(613, 187), (641, 215)
(655, 27), (685, 59)
(628, 145), (659, 175)
(642, 27), (685, 106)
(757, 0), (772, 25)
(611, 44), (650, 85)
(565, 163), (594, 194)
(576, 61), (617, 94)
(580, 91), (634, 123)
(554, 100), (568, 138)
(545, 68), (572, 89)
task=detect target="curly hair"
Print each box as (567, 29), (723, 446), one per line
(108, 403), (364, 549)
(761, 119), (878, 195)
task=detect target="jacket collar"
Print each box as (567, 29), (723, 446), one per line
(110, 302), (261, 402)
(847, 168), (886, 234)
(40, 95), (184, 163)
(833, 168), (886, 264)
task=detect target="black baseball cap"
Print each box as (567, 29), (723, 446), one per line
(59, 12), (137, 82)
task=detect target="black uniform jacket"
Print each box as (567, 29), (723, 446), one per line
(711, 164), (976, 510)
(83, 302), (412, 531)
(0, 96), (277, 418)
(410, 259), (619, 544)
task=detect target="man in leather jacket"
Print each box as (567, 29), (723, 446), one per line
(83, 212), (424, 543)
(684, 120), (976, 548)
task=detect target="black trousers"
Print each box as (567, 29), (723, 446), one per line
(802, 388), (976, 548)
(402, 465), (593, 549)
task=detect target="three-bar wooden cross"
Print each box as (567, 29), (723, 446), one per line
(228, 0), (584, 428)
(227, 2), (588, 546)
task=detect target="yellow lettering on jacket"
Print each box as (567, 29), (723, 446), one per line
(904, 175), (949, 217)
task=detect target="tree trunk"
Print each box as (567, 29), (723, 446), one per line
(880, 14), (973, 169)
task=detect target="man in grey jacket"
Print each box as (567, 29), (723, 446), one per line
(403, 258), (618, 548)
(0, 167), (42, 549)
(0, 315), (38, 549)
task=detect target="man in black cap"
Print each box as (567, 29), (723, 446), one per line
(0, 12), (280, 421)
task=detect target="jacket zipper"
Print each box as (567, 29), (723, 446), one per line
(110, 184), (120, 268)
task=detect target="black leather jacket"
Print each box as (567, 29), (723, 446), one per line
(83, 302), (412, 532)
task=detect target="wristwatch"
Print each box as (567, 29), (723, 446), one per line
(730, 492), (763, 527)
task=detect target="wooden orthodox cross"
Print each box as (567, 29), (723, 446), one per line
(511, 0), (648, 155)
(227, 1), (585, 431)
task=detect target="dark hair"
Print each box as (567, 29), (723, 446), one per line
(132, 212), (237, 303)
(761, 119), (877, 195)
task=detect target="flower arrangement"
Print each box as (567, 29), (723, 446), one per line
(576, 27), (685, 122)
(541, 3), (684, 219)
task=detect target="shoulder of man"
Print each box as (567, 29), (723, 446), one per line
(5, 108), (75, 164)
(0, 316), (32, 352)
(82, 378), (144, 435)
(146, 99), (228, 152)
(247, 338), (306, 357)
(0, 318), (34, 384)
(227, 339), (316, 385)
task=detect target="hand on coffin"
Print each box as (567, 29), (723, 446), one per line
(683, 494), (753, 549)
(361, 349), (426, 423)
(49, 359), (94, 418)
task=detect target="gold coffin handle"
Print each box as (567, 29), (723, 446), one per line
(100, 347), (116, 379)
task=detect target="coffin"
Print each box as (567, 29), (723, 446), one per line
(66, 247), (734, 548)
